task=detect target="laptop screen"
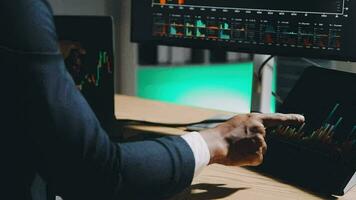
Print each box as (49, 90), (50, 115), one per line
(54, 16), (115, 131)
(262, 67), (356, 195)
(279, 67), (356, 172)
(280, 67), (356, 143)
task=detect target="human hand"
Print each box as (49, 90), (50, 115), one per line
(199, 113), (305, 166)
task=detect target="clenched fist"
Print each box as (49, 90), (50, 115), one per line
(199, 113), (305, 166)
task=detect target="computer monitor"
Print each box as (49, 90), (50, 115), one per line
(54, 16), (115, 131)
(131, 0), (356, 61)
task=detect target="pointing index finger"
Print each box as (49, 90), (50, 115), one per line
(256, 113), (305, 127)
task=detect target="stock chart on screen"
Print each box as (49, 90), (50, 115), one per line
(63, 48), (113, 92)
(55, 16), (115, 127)
(132, 0), (356, 61)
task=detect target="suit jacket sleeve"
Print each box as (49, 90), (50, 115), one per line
(0, 0), (195, 199)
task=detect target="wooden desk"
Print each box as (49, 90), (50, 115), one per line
(182, 165), (356, 200)
(115, 95), (356, 200)
(115, 95), (235, 135)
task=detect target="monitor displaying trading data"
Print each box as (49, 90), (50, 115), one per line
(131, 0), (356, 61)
(55, 16), (115, 129)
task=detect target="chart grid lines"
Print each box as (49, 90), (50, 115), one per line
(152, 0), (346, 16)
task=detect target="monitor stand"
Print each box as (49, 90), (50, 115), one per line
(252, 54), (276, 113)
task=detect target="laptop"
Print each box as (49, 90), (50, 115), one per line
(54, 16), (116, 132)
(260, 66), (356, 195)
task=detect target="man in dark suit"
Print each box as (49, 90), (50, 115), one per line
(0, 0), (304, 199)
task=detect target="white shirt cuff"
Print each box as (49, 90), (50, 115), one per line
(181, 131), (210, 177)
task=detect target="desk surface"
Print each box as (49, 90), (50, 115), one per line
(187, 165), (356, 200)
(115, 95), (234, 135)
(115, 95), (356, 199)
